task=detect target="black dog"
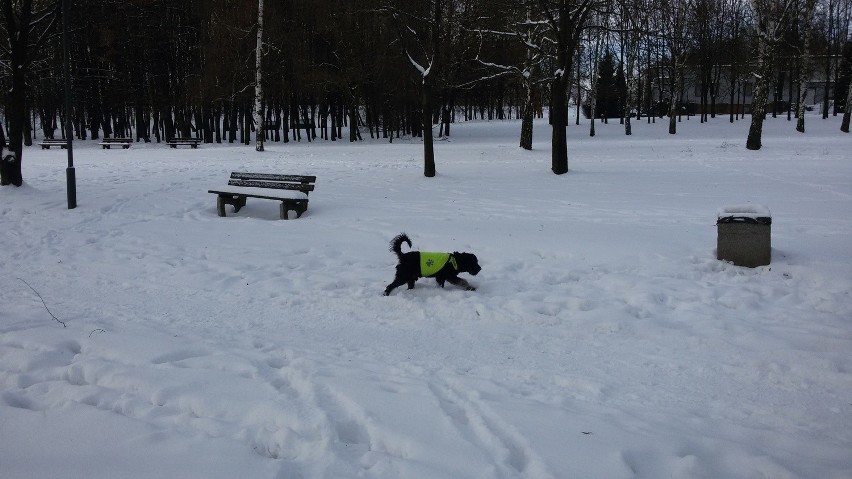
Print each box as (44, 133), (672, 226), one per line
(384, 233), (481, 296)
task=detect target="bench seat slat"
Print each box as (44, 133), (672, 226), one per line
(208, 186), (308, 201)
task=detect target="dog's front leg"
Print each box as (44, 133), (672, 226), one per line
(447, 277), (476, 291)
(407, 279), (416, 289)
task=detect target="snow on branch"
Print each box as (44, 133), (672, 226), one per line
(406, 51), (431, 79)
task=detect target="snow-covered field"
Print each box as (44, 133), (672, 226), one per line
(1, 114), (850, 479)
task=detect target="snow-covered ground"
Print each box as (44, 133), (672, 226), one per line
(1, 114), (850, 479)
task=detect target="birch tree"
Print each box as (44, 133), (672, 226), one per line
(746, 0), (794, 150)
(586, 29), (605, 137)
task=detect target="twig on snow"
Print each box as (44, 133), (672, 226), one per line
(18, 278), (66, 327)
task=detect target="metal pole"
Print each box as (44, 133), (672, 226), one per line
(62, 0), (76, 209)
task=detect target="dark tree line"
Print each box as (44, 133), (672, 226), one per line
(2, 0), (851, 185)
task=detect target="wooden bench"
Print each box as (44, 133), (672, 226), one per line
(99, 137), (132, 149)
(166, 137), (201, 148)
(39, 138), (68, 149)
(208, 172), (316, 220)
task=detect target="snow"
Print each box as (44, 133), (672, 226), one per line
(717, 204), (771, 220)
(1, 113), (851, 478)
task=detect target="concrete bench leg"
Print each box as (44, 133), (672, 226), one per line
(217, 195), (247, 216)
(233, 196), (246, 212)
(295, 204), (307, 218)
(216, 196), (227, 217)
(279, 202), (308, 219)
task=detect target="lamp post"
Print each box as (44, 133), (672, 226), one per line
(62, 0), (76, 209)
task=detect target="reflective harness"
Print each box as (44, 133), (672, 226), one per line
(420, 252), (458, 277)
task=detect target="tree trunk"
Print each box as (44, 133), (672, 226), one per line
(2, 57), (26, 186)
(519, 80), (534, 150)
(796, 0), (816, 133)
(421, 0), (442, 177)
(841, 83), (852, 132)
(747, 59), (771, 149)
(822, 2), (834, 119)
(668, 75), (678, 135)
(1, 0), (35, 187)
(747, 8), (777, 151)
(551, 70), (569, 174)
(253, 0), (265, 152)
(422, 80), (436, 177)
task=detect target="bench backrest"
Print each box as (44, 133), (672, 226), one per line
(228, 172), (316, 193)
(231, 172), (315, 183)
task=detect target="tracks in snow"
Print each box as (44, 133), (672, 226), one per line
(0, 321), (555, 478)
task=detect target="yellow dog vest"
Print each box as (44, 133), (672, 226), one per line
(420, 252), (457, 276)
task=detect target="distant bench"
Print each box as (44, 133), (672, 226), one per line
(99, 137), (132, 149)
(208, 172), (316, 220)
(39, 138), (68, 149)
(166, 137), (200, 148)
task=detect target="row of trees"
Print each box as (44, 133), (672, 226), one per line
(2, 0), (851, 186)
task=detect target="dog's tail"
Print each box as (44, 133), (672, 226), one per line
(389, 233), (412, 260)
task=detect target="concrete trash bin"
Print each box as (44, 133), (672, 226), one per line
(717, 205), (771, 267)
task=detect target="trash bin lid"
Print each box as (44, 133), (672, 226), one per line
(717, 205), (772, 225)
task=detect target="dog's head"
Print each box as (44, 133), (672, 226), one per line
(454, 252), (481, 276)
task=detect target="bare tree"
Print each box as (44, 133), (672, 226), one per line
(690, 0), (724, 123)
(254, 0), (265, 151)
(385, 0), (449, 177)
(658, 0), (694, 135)
(537, 0), (596, 175)
(470, 2), (549, 150)
(1, 0), (60, 186)
(616, 0), (647, 135)
(723, 0), (748, 123)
